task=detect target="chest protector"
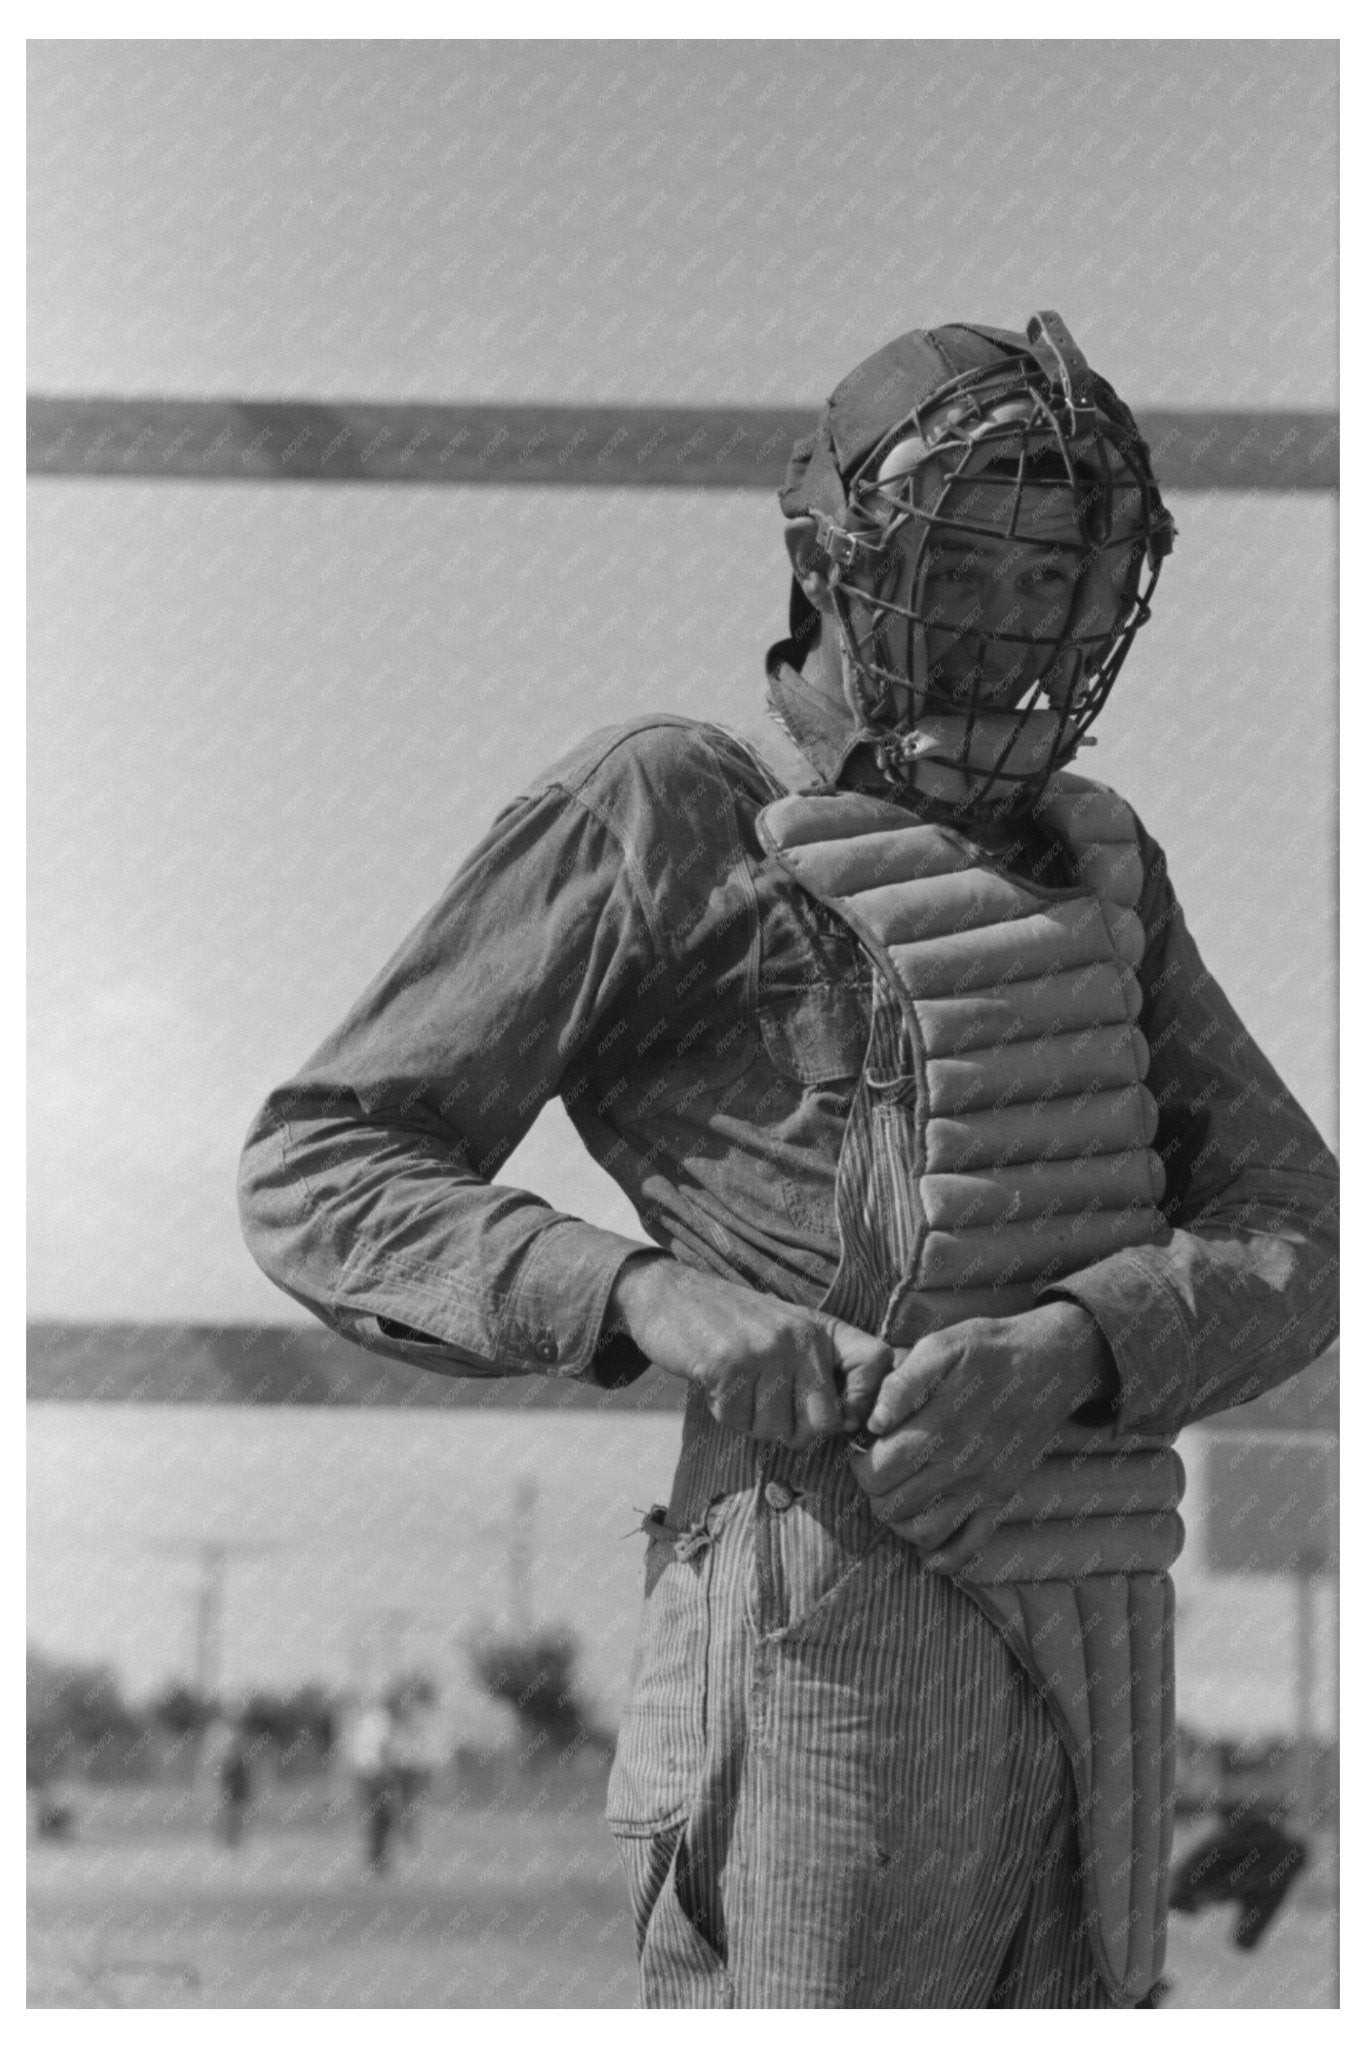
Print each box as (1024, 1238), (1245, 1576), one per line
(757, 771), (1184, 2005)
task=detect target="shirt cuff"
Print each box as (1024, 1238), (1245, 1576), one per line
(505, 1219), (657, 1383)
(1038, 1247), (1196, 1436)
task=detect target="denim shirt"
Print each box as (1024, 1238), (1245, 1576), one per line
(237, 706), (1338, 1435)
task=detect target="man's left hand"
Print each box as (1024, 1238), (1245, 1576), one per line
(849, 1303), (1119, 1574)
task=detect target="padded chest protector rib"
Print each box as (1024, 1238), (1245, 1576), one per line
(756, 772), (1183, 2005)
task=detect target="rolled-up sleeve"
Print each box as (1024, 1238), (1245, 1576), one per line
(238, 775), (659, 1383)
(1042, 826), (1339, 1435)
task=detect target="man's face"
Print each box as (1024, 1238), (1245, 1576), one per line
(853, 438), (1146, 720)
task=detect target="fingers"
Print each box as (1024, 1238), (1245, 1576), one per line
(774, 1318), (881, 1449)
(865, 1332), (960, 1435)
(871, 1489), (1002, 1573)
(854, 1448), (947, 1525)
(699, 1308), (894, 1450)
(826, 1322), (895, 1430)
(709, 1373), (757, 1440)
(851, 1417), (944, 1497)
(791, 1354), (844, 1447)
(867, 1368), (940, 1437)
(713, 1359), (806, 1448)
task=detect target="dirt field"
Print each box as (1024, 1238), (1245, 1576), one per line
(28, 1783), (1337, 2009)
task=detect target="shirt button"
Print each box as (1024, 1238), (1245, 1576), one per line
(533, 1335), (558, 1364)
(764, 1480), (796, 1513)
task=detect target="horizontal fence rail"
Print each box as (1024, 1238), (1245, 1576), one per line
(27, 1321), (1339, 1426)
(26, 1321), (686, 1413)
(27, 397), (1340, 491)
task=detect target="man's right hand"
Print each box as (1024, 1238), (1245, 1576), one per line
(607, 1253), (894, 1451)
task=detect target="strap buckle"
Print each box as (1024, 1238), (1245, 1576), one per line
(1026, 310), (1097, 433)
(814, 513), (866, 572)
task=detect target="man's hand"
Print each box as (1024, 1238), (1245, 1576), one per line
(608, 1253), (894, 1450)
(849, 1303), (1118, 1573)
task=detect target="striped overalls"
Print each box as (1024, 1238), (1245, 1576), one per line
(606, 970), (1143, 2008)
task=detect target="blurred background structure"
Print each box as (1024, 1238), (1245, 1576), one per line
(28, 38), (1337, 2009)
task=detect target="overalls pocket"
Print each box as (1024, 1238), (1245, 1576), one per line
(605, 1495), (740, 1837)
(614, 1818), (733, 2003)
(748, 1452), (898, 1644)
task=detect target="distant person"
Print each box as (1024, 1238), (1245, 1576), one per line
(28, 1770), (76, 1843)
(241, 312), (1338, 2005)
(201, 1715), (254, 1849)
(387, 1681), (445, 1849)
(1170, 1810), (1310, 1951)
(344, 1699), (399, 1876)
(27, 1740), (77, 1843)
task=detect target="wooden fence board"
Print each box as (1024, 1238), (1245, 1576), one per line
(27, 1321), (1336, 1424)
(25, 1320), (686, 1413)
(27, 397), (1340, 491)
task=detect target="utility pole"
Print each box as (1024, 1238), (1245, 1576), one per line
(146, 1537), (286, 1704)
(194, 1543), (227, 1701)
(508, 1476), (537, 1636)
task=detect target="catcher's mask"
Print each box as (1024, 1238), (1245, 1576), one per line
(781, 311), (1176, 820)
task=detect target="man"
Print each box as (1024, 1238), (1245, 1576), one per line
(342, 1694), (401, 1876)
(238, 314), (1337, 2007)
(387, 1678), (446, 1847)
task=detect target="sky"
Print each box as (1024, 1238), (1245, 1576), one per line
(28, 40), (1337, 407)
(27, 38), (1339, 1323)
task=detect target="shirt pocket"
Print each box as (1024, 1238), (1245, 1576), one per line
(755, 859), (869, 1089)
(758, 982), (867, 1087)
(756, 980), (867, 1241)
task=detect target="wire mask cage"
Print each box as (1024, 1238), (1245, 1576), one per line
(814, 314), (1176, 818)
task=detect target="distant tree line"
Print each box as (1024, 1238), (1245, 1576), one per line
(29, 1621), (615, 1791)
(27, 1644), (338, 1785)
(469, 1624), (613, 1768)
